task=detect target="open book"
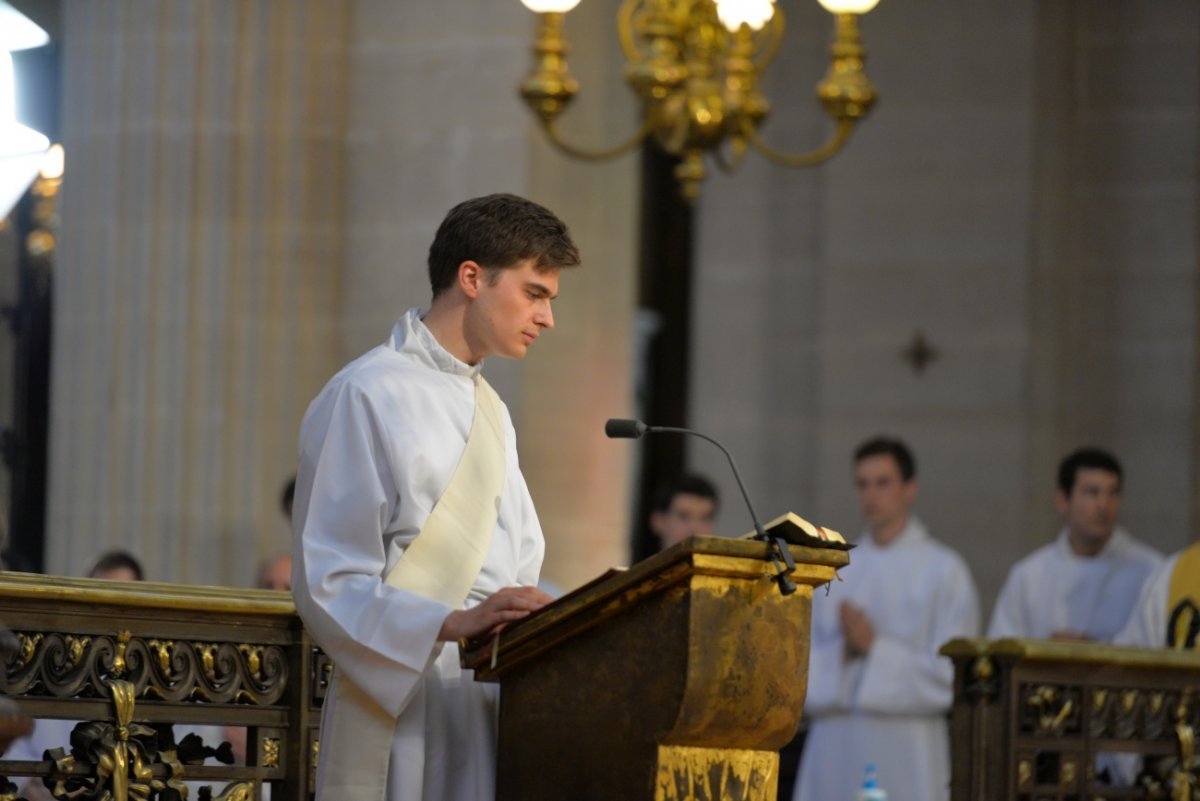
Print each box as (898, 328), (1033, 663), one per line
(741, 511), (853, 550)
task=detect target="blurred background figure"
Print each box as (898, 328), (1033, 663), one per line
(649, 474), (719, 551)
(795, 437), (979, 801)
(988, 448), (1162, 643)
(280, 476), (296, 525)
(255, 553), (291, 592)
(85, 550), (144, 582)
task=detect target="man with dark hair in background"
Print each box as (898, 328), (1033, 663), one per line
(649, 473), (719, 550)
(989, 447), (1163, 642)
(86, 550), (144, 581)
(795, 436), (979, 801)
(292, 193), (580, 801)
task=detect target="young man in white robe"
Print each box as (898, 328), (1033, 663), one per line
(291, 194), (579, 801)
(794, 437), (980, 801)
(988, 448), (1163, 642)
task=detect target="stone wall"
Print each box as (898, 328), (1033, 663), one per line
(690, 0), (1199, 615)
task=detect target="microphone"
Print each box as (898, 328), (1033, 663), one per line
(604, 418), (646, 439)
(604, 418), (797, 595)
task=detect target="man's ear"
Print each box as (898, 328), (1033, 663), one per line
(1054, 489), (1069, 515)
(458, 260), (484, 299)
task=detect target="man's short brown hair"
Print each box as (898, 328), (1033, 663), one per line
(427, 193), (581, 298)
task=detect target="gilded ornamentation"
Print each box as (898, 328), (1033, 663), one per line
(112, 631), (131, 678)
(1018, 759), (1032, 788)
(237, 645), (262, 682)
(1023, 684), (1080, 736)
(44, 680), (169, 801)
(18, 633), (41, 668)
(262, 737), (280, 769)
(1146, 691), (1176, 741)
(196, 644), (218, 683)
(0, 777), (21, 801)
(2, 629), (288, 706)
(1062, 757), (1078, 787)
(1091, 688), (1113, 738)
(147, 641), (174, 675)
(654, 745), (775, 801)
(205, 782), (254, 801)
(65, 636), (91, 668)
(966, 656), (999, 704)
(1172, 693), (1196, 801)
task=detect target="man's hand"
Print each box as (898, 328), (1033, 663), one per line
(840, 600), (875, 658)
(438, 586), (554, 643)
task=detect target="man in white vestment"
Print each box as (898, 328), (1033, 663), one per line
(794, 437), (980, 801)
(292, 194), (580, 801)
(988, 448), (1163, 642)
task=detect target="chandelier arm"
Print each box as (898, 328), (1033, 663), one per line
(540, 117), (654, 162)
(744, 118), (856, 168)
(713, 141), (747, 174)
(617, 0), (645, 64)
(753, 8), (786, 72)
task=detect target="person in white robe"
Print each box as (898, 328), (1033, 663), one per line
(1115, 541), (1200, 649)
(292, 194), (580, 801)
(988, 448), (1163, 642)
(1102, 542), (1200, 786)
(795, 437), (980, 801)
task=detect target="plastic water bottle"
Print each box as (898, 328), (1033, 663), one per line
(857, 763), (887, 801)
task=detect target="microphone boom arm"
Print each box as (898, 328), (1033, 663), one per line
(646, 426), (798, 596)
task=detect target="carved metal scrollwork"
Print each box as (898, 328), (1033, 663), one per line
(0, 777), (24, 801)
(1020, 684), (1081, 736)
(2, 630), (288, 706)
(197, 782), (254, 801)
(42, 680), (187, 801)
(1171, 693), (1197, 801)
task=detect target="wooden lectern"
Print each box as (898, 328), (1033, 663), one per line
(461, 534), (849, 801)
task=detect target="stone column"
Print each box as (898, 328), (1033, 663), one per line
(48, 1), (349, 584)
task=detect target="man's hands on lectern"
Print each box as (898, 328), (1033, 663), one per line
(840, 600), (875, 659)
(438, 586), (554, 642)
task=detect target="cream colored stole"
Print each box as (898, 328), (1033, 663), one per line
(1168, 542), (1200, 650)
(316, 374), (507, 801)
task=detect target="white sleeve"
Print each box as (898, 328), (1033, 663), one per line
(987, 566), (1027, 639)
(803, 584), (855, 716)
(855, 558), (980, 715)
(1113, 558), (1172, 648)
(292, 383), (452, 719)
(512, 464), (545, 588)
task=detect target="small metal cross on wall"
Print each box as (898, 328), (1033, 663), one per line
(901, 330), (939, 375)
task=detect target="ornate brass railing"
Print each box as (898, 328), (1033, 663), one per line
(0, 573), (326, 801)
(942, 638), (1200, 801)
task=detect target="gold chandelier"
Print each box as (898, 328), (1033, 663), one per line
(518, 0), (880, 199)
